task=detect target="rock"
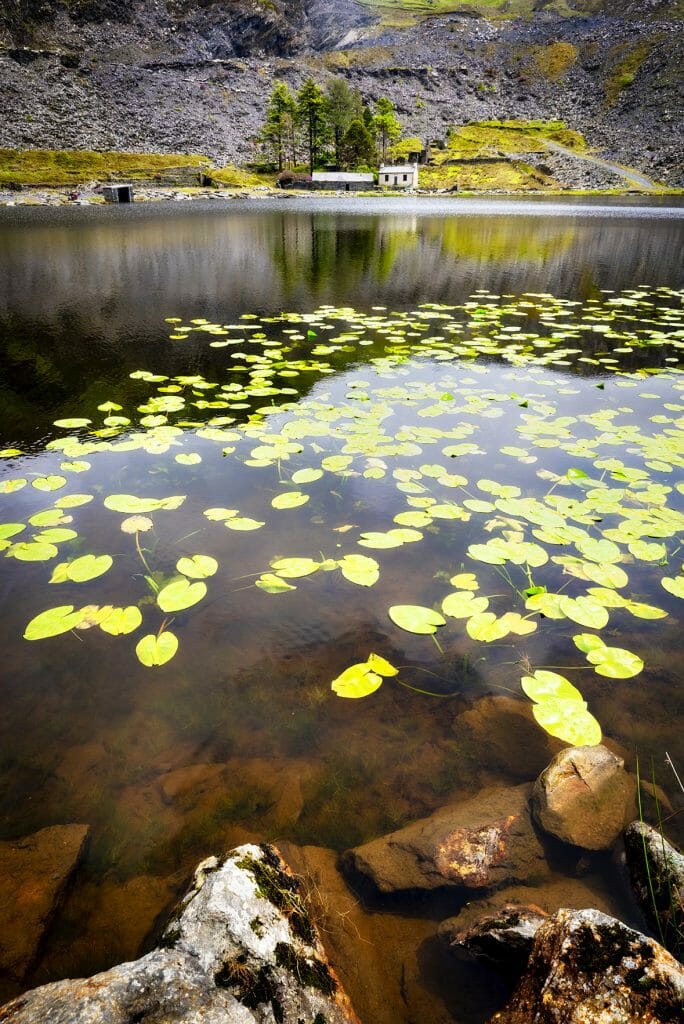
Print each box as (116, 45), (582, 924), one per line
(453, 696), (563, 781)
(490, 908), (684, 1024)
(0, 824), (90, 991)
(344, 783), (551, 895)
(532, 746), (636, 851)
(0, 843), (359, 1024)
(624, 821), (684, 960)
(440, 902), (547, 974)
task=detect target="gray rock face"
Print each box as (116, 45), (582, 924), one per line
(0, 844), (359, 1024)
(624, 820), (684, 961)
(0, 824), (90, 993)
(490, 907), (684, 1024)
(532, 745), (636, 850)
(344, 783), (551, 895)
(440, 902), (548, 974)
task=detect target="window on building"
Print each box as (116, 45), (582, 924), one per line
(403, 174), (407, 182)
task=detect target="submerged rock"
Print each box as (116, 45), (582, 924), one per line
(490, 907), (684, 1024)
(440, 902), (548, 974)
(532, 745), (636, 850)
(624, 820), (684, 960)
(0, 843), (359, 1024)
(344, 783), (550, 895)
(0, 824), (90, 994)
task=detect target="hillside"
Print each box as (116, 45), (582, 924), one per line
(0, 0), (682, 186)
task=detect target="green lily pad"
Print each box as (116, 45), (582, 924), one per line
(331, 663), (382, 699)
(176, 555), (218, 579)
(271, 557), (320, 579)
(157, 578), (207, 613)
(559, 595), (609, 629)
(521, 670), (584, 704)
(32, 475), (67, 492)
(121, 515), (154, 534)
(586, 645), (644, 678)
(292, 468), (323, 484)
(0, 523), (25, 541)
(24, 605), (84, 640)
(388, 605), (446, 635)
(136, 631), (178, 667)
(337, 554), (379, 587)
(62, 554), (113, 583)
(224, 517), (264, 531)
(367, 652), (398, 677)
(255, 573), (297, 593)
(442, 591), (489, 619)
(7, 541), (58, 562)
(99, 606), (143, 636)
(272, 491), (309, 510)
(532, 699), (602, 746)
(661, 576), (684, 598)
(104, 494), (186, 513)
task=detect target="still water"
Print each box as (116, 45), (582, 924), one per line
(0, 196), (682, 1022)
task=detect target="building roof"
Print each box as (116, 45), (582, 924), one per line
(378, 165), (417, 174)
(312, 172), (374, 182)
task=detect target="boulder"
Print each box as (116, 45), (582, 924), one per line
(0, 844), (359, 1024)
(531, 746), (636, 850)
(0, 824), (90, 992)
(344, 783), (551, 895)
(452, 696), (564, 781)
(440, 902), (548, 974)
(623, 820), (684, 960)
(490, 908), (684, 1024)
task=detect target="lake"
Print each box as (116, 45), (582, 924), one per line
(0, 196), (682, 1022)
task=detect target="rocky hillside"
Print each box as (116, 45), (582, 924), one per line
(1, 0), (682, 185)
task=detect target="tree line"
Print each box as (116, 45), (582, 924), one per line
(259, 77), (404, 174)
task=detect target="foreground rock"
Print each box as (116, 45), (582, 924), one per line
(532, 745), (635, 850)
(624, 820), (684, 960)
(0, 824), (90, 994)
(344, 783), (550, 894)
(441, 902), (548, 975)
(0, 844), (358, 1024)
(490, 907), (684, 1024)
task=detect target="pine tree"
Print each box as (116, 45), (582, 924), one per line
(297, 78), (327, 174)
(260, 82), (297, 171)
(325, 79), (362, 167)
(341, 119), (375, 169)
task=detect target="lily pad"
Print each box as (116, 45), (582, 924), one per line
(337, 554), (379, 587)
(271, 557), (320, 579)
(24, 605), (84, 640)
(388, 605), (446, 635)
(176, 555), (218, 579)
(157, 579), (207, 613)
(532, 699), (602, 746)
(99, 606), (143, 636)
(255, 573), (296, 593)
(135, 631), (178, 667)
(586, 645), (644, 678)
(331, 663), (382, 699)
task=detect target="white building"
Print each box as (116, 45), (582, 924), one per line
(310, 171), (375, 191)
(377, 163), (419, 189)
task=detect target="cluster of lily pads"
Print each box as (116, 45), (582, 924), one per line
(1, 286), (682, 746)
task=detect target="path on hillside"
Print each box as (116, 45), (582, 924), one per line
(544, 140), (661, 191)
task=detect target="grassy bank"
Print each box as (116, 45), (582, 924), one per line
(0, 149), (210, 187)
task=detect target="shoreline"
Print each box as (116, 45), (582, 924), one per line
(2, 184), (683, 208)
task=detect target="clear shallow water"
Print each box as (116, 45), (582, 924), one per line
(0, 197), (683, 1021)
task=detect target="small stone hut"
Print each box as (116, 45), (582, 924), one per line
(378, 163), (419, 189)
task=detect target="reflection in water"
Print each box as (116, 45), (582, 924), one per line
(0, 199), (682, 1021)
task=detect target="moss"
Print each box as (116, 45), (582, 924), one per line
(274, 942), (336, 997)
(215, 954), (284, 1023)
(236, 847), (315, 945)
(250, 915), (265, 938)
(605, 37), (659, 107)
(530, 41), (578, 81)
(0, 148), (210, 186)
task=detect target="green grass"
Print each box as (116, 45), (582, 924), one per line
(605, 38), (659, 107)
(434, 120), (586, 163)
(0, 149), (210, 187)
